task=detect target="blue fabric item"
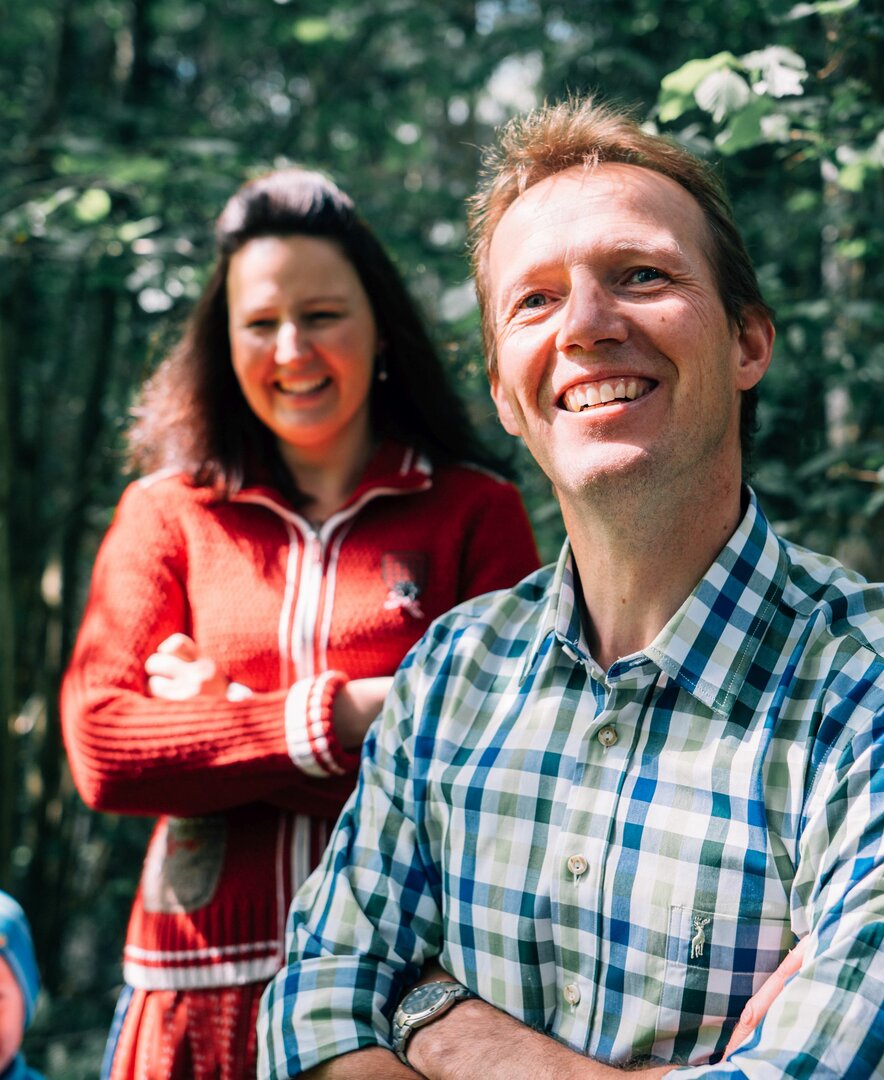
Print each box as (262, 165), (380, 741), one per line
(100, 984), (135, 1080)
(0, 892), (42, 1080)
(0, 893), (39, 1026)
(1, 1053), (42, 1080)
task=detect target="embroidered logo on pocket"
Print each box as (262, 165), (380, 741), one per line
(655, 903), (792, 1064)
(141, 816), (227, 913)
(690, 914), (711, 960)
(381, 552), (427, 619)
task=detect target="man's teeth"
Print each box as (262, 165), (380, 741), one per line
(562, 379), (650, 413)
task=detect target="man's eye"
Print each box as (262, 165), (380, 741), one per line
(519, 293), (548, 309)
(628, 267), (666, 285)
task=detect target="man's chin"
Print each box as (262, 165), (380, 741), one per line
(551, 450), (657, 500)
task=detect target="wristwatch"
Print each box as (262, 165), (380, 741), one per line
(391, 979), (474, 1065)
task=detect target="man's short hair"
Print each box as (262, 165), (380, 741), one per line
(468, 97), (774, 458)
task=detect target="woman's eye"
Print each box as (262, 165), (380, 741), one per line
(246, 318), (276, 330)
(307, 310), (341, 322)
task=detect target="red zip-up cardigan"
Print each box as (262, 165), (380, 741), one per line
(61, 442), (539, 989)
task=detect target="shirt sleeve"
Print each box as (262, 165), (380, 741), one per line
(258, 653), (442, 1077)
(61, 481), (357, 819)
(672, 699), (884, 1077)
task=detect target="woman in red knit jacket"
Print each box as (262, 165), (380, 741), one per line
(61, 167), (539, 1080)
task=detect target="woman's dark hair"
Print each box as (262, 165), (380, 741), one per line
(128, 167), (504, 493)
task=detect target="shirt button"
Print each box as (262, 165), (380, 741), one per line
(597, 725), (618, 748)
(566, 854), (588, 878)
(563, 982), (581, 1006)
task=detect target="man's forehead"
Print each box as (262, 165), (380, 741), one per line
(487, 163), (710, 289)
(495, 162), (703, 235)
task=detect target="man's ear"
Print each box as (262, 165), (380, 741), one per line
(489, 374), (522, 437)
(735, 309), (775, 391)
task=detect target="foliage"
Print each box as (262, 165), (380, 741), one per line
(655, 0), (883, 565)
(1, 0), (880, 1073)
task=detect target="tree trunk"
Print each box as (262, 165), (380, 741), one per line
(0, 303), (16, 891)
(28, 281), (118, 989)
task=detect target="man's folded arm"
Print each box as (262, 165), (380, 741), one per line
(258, 672), (445, 1079)
(670, 708), (884, 1077)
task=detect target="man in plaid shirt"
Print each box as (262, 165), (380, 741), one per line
(259, 98), (883, 1078)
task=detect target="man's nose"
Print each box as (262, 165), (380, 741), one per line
(274, 321), (309, 364)
(555, 279), (628, 354)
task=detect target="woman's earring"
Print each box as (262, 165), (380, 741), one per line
(376, 352), (389, 382)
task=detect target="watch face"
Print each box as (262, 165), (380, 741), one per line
(401, 982), (451, 1020)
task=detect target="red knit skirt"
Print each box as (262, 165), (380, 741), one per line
(105, 983), (265, 1080)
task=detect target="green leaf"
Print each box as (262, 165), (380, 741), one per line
(837, 161), (868, 192)
(117, 216), (162, 243)
(695, 69), (751, 123)
(715, 97), (772, 155)
(658, 52), (739, 123)
(863, 486), (884, 518)
(741, 45), (807, 98)
(836, 238), (868, 259)
(73, 188), (111, 224)
(783, 0), (859, 19)
(292, 16), (333, 43)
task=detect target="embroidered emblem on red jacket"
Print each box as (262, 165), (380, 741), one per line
(141, 816), (227, 914)
(381, 552), (427, 619)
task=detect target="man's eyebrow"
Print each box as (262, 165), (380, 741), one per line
(493, 238), (689, 302)
(596, 237), (686, 259)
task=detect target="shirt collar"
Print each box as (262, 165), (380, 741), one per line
(520, 540), (585, 684)
(644, 490), (788, 715)
(521, 490), (789, 716)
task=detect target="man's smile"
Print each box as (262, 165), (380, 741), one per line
(559, 376), (656, 412)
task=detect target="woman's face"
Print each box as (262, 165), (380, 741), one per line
(227, 234), (379, 469)
(0, 956), (25, 1073)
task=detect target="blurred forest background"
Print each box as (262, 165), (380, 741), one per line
(1, 0), (881, 1073)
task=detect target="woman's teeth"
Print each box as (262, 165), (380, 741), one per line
(562, 378), (652, 412)
(274, 376), (332, 396)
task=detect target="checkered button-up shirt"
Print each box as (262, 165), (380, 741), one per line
(259, 492), (884, 1077)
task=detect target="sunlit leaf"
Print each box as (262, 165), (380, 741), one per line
(837, 160), (868, 191)
(107, 157), (170, 185)
(760, 112), (792, 142)
(836, 238), (868, 259)
(36, 186), (78, 217)
(715, 97), (772, 154)
(863, 487), (884, 517)
(74, 188), (112, 223)
(117, 216), (162, 243)
(742, 46), (807, 98)
(657, 52), (739, 122)
(695, 69), (751, 123)
(292, 16), (333, 42)
(784, 0), (859, 19)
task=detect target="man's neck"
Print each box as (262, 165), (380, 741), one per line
(563, 476), (746, 672)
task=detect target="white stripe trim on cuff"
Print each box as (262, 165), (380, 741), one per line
(285, 674), (346, 776)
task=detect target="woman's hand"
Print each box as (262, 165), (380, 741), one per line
(332, 676), (394, 750)
(724, 936), (809, 1057)
(144, 633), (230, 700)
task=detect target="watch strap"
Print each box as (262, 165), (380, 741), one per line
(392, 980), (473, 1065)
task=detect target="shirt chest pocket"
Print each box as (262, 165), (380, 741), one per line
(653, 903), (793, 1064)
